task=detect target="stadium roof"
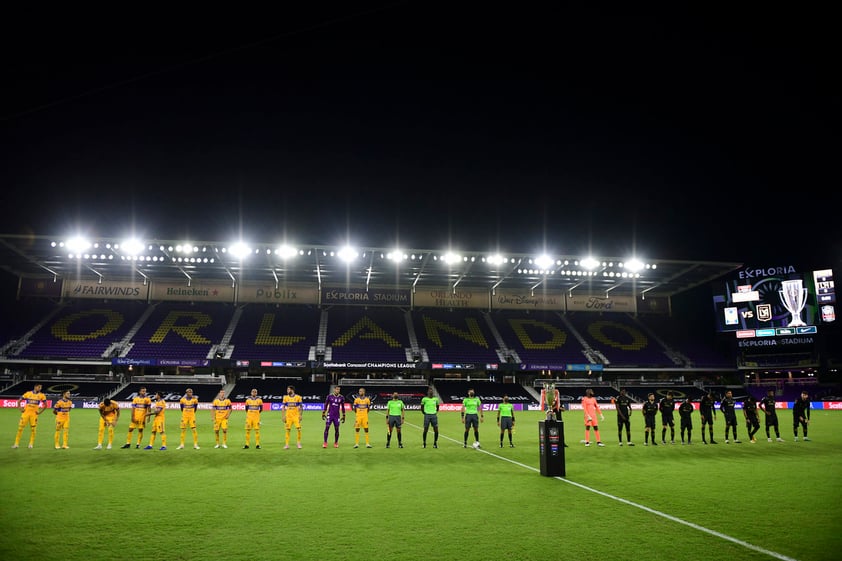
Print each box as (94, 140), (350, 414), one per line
(0, 234), (742, 300)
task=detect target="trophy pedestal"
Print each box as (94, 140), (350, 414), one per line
(539, 419), (566, 477)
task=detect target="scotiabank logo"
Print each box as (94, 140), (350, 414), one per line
(827, 402), (842, 409)
(2, 400), (21, 408)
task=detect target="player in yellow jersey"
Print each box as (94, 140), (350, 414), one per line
(121, 386), (152, 448)
(53, 390), (74, 449)
(282, 385), (303, 449)
(144, 391), (168, 450)
(178, 388), (200, 449)
(94, 398), (120, 449)
(352, 387), (372, 448)
(244, 388), (263, 449)
(212, 389), (232, 449)
(12, 383), (46, 449)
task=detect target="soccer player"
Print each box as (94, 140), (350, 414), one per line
(178, 388), (200, 449)
(461, 388), (483, 448)
(678, 397), (694, 445)
(659, 391), (676, 444)
(699, 391), (717, 444)
(743, 394), (761, 443)
(321, 385), (346, 448)
(582, 388), (605, 447)
(144, 391), (168, 450)
(282, 385), (303, 449)
(12, 383), (46, 449)
(53, 390), (74, 449)
(759, 389), (783, 442)
(212, 389), (232, 448)
(95, 398), (120, 449)
(497, 394), (515, 448)
(642, 392), (659, 446)
(244, 388), (263, 449)
(121, 386), (152, 448)
(792, 391), (811, 442)
(421, 387), (441, 448)
(615, 388), (634, 446)
(386, 391), (406, 448)
(720, 389), (741, 443)
(352, 387), (372, 448)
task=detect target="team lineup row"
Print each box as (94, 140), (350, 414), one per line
(10, 384), (518, 450)
(11, 384), (813, 450)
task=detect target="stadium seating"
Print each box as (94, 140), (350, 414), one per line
(565, 312), (671, 367)
(488, 309), (588, 365)
(0, 299), (59, 350)
(125, 303), (233, 360)
(413, 309), (500, 364)
(228, 304), (320, 362)
(633, 313), (735, 368)
(326, 307), (409, 362)
(12, 301), (147, 360)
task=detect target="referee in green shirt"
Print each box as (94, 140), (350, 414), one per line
(420, 387), (441, 448)
(497, 395), (515, 448)
(385, 392), (405, 448)
(461, 388), (484, 448)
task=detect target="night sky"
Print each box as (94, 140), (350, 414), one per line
(2, 3), (838, 271)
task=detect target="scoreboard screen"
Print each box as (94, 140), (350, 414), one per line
(711, 266), (835, 338)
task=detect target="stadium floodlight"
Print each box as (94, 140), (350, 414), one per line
(175, 244), (200, 254)
(227, 242), (252, 259)
(64, 236), (91, 252)
(274, 244), (298, 259)
(386, 250), (407, 262)
(337, 245), (358, 263)
(485, 254), (506, 266)
(120, 238), (145, 255)
(580, 256), (600, 270)
(625, 258), (644, 273)
(534, 254), (554, 270)
(441, 252), (462, 265)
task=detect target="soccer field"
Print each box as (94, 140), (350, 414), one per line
(1, 407), (840, 561)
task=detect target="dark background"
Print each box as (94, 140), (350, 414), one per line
(2, 3), (838, 274)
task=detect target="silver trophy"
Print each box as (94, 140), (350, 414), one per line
(543, 382), (558, 420)
(779, 279), (808, 327)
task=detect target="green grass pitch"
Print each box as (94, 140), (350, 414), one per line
(1, 407), (840, 561)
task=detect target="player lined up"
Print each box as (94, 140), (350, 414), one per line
(9, 383), (814, 450)
(608, 388), (813, 447)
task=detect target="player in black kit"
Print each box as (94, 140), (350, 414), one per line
(699, 391), (717, 444)
(678, 397), (694, 444)
(642, 393), (659, 446)
(659, 391), (676, 444)
(743, 394), (761, 443)
(759, 389), (784, 442)
(720, 390), (741, 443)
(615, 388), (634, 446)
(792, 391), (811, 442)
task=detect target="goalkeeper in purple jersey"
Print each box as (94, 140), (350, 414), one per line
(322, 386), (347, 448)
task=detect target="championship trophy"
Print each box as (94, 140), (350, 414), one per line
(541, 382), (559, 421)
(779, 279), (808, 327)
